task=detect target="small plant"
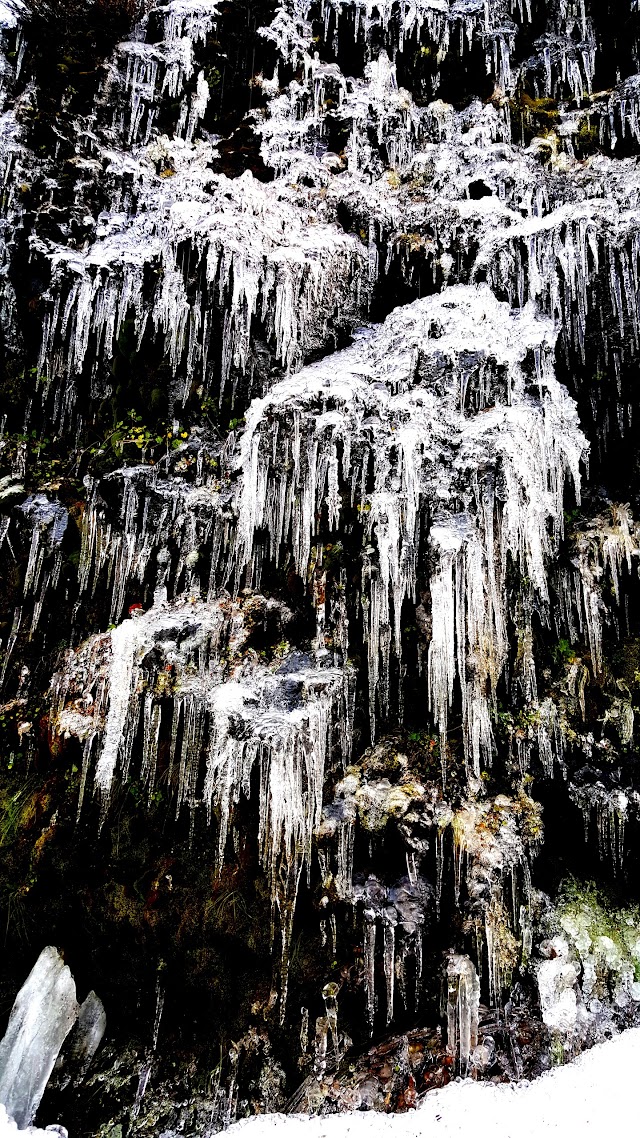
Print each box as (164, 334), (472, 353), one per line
(550, 1035), (565, 1066)
(553, 638), (578, 665)
(208, 888), (248, 926)
(0, 782), (36, 849)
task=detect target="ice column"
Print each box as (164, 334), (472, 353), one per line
(0, 947), (79, 1128)
(446, 953), (480, 1077)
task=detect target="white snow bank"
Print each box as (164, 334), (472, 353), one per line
(227, 1027), (640, 1138)
(0, 1105), (55, 1138)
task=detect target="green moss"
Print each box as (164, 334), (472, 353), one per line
(555, 879), (640, 976)
(575, 117), (599, 158)
(510, 91), (559, 144)
(0, 782), (38, 848)
(553, 638), (578, 666)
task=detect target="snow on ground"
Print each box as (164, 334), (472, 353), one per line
(227, 1027), (640, 1138)
(0, 1107), (53, 1138)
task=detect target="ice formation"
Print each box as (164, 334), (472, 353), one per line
(3, 0), (640, 1132)
(52, 592), (354, 1009)
(234, 284), (586, 771)
(445, 953), (480, 1076)
(534, 882), (640, 1052)
(0, 948), (78, 1129)
(42, 276), (587, 1026)
(62, 992), (107, 1090)
(16, 1), (372, 431)
(0, 0), (637, 441)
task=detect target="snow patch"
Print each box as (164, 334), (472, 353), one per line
(226, 1026), (640, 1138)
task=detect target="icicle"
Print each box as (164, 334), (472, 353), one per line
(322, 981), (341, 1063)
(52, 593), (355, 1014)
(0, 606), (21, 690)
(363, 919), (376, 1033)
(383, 920), (396, 1025)
(446, 954), (480, 1077)
(313, 1016), (329, 1076)
(62, 992), (106, 1089)
(435, 823), (446, 918)
(131, 977), (164, 1123)
(300, 1007), (309, 1057)
(330, 913), (337, 958)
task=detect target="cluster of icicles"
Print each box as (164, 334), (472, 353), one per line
(306, 0), (597, 104)
(35, 168), (369, 429)
(4, 0), (640, 439)
(52, 285), (588, 772)
(25, 0), (372, 430)
(233, 284), (586, 776)
(316, 751), (542, 1048)
(3, 0), (640, 1041)
(44, 282), (595, 1024)
(51, 591), (355, 1014)
(37, 281), (640, 1030)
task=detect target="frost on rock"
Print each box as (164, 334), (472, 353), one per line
(0, 948), (78, 1130)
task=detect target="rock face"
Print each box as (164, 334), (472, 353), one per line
(1, 0), (640, 1134)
